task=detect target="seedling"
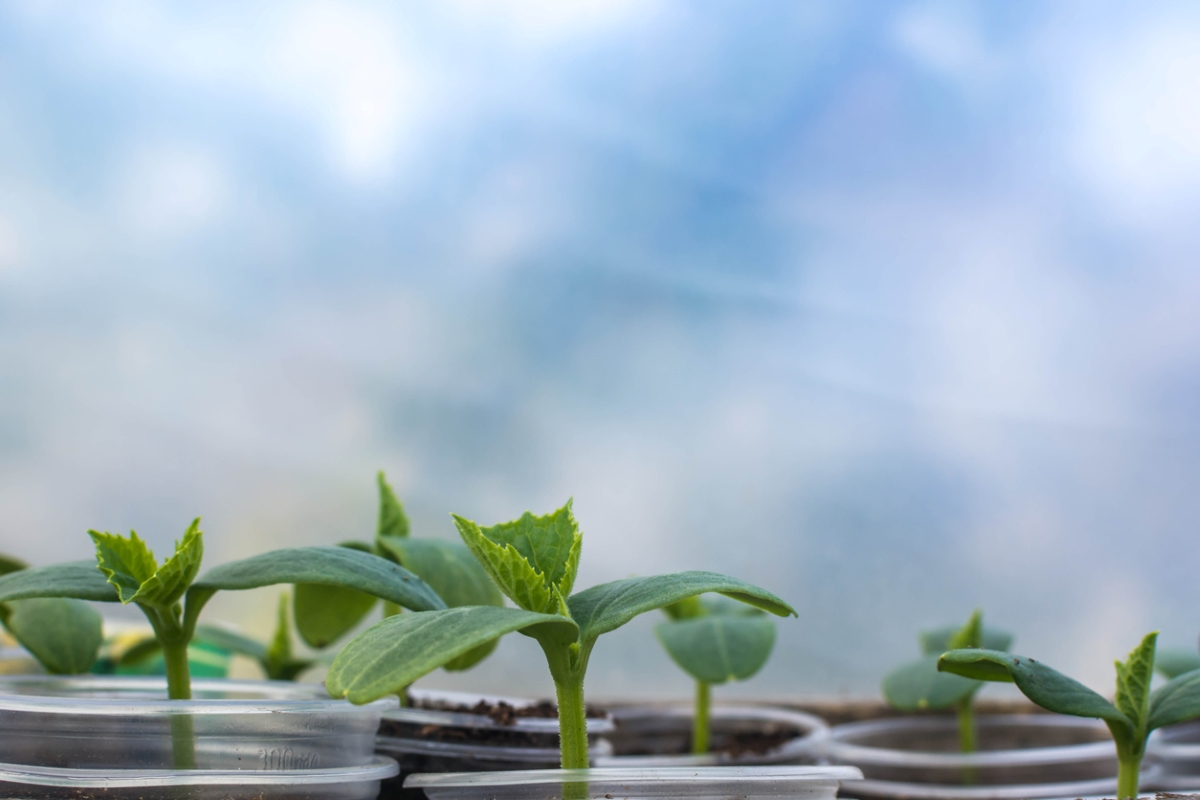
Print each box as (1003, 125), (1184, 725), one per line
(939, 631), (1200, 799)
(327, 500), (796, 773)
(882, 610), (1013, 755)
(292, 473), (505, 680)
(0, 521), (446, 768)
(655, 595), (776, 754)
(0, 553), (104, 675)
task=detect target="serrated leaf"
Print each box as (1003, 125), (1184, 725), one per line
(1115, 632), (1156, 736)
(921, 623), (1013, 655)
(377, 471), (410, 539)
(327, 606), (578, 703)
(1156, 648), (1200, 680)
(0, 598), (103, 674)
(884, 654), (980, 711)
(0, 562), (119, 603)
(89, 521), (204, 608)
(938, 649), (1132, 732)
(655, 613), (775, 684)
(185, 546), (446, 635)
(1149, 667), (1200, 730)
(453, 502), (581, 614)
(0, 554), (27, 576)
(568, 571), (795, 646)
(88, 529), (160, 603)
(377, 538), (505, 670)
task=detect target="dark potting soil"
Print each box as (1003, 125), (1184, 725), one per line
(378, 697), (608, 749)
(407, 696), (606, 725)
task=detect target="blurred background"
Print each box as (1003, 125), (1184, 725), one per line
(2, 0), (1200, 700)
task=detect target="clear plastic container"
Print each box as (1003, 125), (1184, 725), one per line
(822, 714), (1123, 799)
(405, 764), (863, 800)
(0, 675), (399, 800)
(1147, 720), (1200, 792)
(594, 703), (828, 766)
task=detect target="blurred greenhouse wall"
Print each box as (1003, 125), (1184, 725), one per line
(3, 0), (1200, 699)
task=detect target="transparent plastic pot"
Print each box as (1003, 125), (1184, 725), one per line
(0, 675), (399, 800)
(822, 714), (1128, 800)
(405, 764), (863, 800)
(594, 703), (828, 766)
(1147, 720), (1200, 792)
(377, 688), (613, 799)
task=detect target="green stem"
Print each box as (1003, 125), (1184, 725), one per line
(956, 700), (976, 754)
(1116, 752), (1141, 800)
(161, 640), (196, 770)
(692, 680), (711, 755)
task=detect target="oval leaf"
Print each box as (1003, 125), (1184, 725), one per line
(293, 583), (378, 649)
(328, 606), (578, 703)
(378, 538), (505, 670)
(1149, 668), (1200, 731)
(1156, 648), (1200, 680)
(938, 649), (1130, 729)
(883, 654), (980, 711)
(0, 598), (103, 674)
(0, 554), (27, 576)
(655, 613), (775, 684)
(0, 562), (119, 603)
(568, 571), (796, 645)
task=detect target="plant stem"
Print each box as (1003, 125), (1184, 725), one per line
(162, 640), (193, 701)
(1116, 753), (1141, 800)
(692, 680), (711, 755)
(956, 700), (976, 754)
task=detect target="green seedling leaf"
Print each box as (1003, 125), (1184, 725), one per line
(327, 606), (578, 703)
(293, 541), (379, 649)
(89, 522), (204, 608)
(1156, 648), (1200, 680)
(0, 598), (103, 674)
(884, 654), (981, 711)
(661, 595), (705, 621)
(569, 571), (796, 646)
(1114, 632), (1157, 739)
(452, 502), (581, 614)
(938, 649), (1131, 730)
(921, 622), (1013, 655)
(0, 554), (27, 576)
(1148, 668), (1200, 730)
(377, 471), (410, 539)
(946, 610), (983, 650)
(0, 561), (119, 603)
(655, 612), (775, 684)
(191, 625), (267, 662)
(377, 537), (505, 670)
(185, 546), (446, 635)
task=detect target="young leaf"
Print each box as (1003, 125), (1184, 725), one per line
(0, 598), (103, 674)
(377, 471), (410, 539)
(921, 623), (1013, 655)
(293, 541), (379, 649)
(327, 606), (578, 703)
(1148, 668), (1200, 731)
(0, 554), (27, 576)
(1114, 632), (1157, 737)
(884, 654), (981, 711)
(945, 610), (983, 651)
(184, 545), (447, 635)
(655, 612), (776, 684)
(1156, 648), (1200, 680)
(0, 561), (119, 603)
(377, 538), (505, 671)
(661, 595), (705, 621)
(452, 502), (581, 614)
(938, 649), (1131, 729)
(89, 522), (204, 608)
(568, 571), (796, 646)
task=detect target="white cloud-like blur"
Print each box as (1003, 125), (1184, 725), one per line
(2, 0), (1200, 699)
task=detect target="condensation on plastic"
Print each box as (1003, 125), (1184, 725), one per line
(594, 703), (828, 767)
(404, 764), (862, 800)
(822, 714), (1127, 800)
(1147, 720), (1200, 793)
(0, 675), (400, 800)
